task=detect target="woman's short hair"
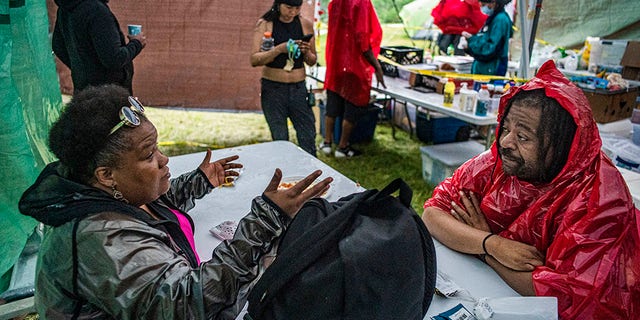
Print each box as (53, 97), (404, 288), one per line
(49, 84), (148, 184)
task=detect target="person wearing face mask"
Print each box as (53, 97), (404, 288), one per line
(250, 0), (318, 156)
(421, 60), (640, 319)
(459, 0), (512, 76)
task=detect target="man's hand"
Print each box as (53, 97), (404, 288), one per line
(450, 190), (490, 232)
(197, 150), (243, 187)
(450, 190), (544, 271)
(374, 67), (386, 89)
(127, 32), (147, 48)
(486, 235), (544, 271)
(262, 169), (332, 218)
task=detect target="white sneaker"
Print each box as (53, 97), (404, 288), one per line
(318, 142), (332, 155)
(334, 146), (362, 158)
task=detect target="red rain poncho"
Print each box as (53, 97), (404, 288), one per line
(324, 0), (382, 107)
(424, 60), (640, 319)
(431, 0), (487, 35)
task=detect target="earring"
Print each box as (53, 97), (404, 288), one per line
(111, 185), (129, 204)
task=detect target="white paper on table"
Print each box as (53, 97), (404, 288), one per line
(480, 297), (558, 320)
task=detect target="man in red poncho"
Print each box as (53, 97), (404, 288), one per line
(431, 0), (487, 55)
(422, 60), (639, 319)
(319, 0), (385, 158)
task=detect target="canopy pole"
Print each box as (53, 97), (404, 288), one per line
(517, 0), (532, 79)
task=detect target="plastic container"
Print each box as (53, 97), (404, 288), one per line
(420, 141), (485, 186)
(260, 32), (274, 51)
(443, 78), (455, 107)
(476, 84), (490, 116)
(416, 109), (470, 144)
(458, 82), (477, 113)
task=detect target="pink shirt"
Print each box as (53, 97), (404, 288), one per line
(171, 209), (200, 264)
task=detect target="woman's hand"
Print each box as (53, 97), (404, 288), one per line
(198, 150), (243, 187)
(262, 169), (332, 218)
(486, 235), (545, 271)
(450, 190), (491, 232)
(296, 39), (311, 56)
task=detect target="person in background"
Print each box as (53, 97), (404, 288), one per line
(459, 0), (512, 75)
(52, 0), (146, 95)
(19, 84), (331, 319)
(319, 0), (385, 158)
(422, 60), (639, 319)
(250, 0), (318, 156)
(431, 0), (487, 56)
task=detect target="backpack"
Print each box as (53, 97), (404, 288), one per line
(245, 178), (437, 320)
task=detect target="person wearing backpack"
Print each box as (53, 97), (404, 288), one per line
(422, 60), (639, 319)
(18, 84), (332, 319)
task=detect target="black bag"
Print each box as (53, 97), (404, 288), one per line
(245, 179), (437, 320)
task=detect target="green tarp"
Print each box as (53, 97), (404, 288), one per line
(0, 0), (61, 291)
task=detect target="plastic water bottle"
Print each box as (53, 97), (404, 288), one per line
(476, 84), (490, 116)
(443, 78), (455, 107)
(261, 31), (274, 51)
(458, 82), (477, 113)
(447, 44), (455, 56)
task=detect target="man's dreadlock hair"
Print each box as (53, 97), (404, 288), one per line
(498, 89), (577, 183)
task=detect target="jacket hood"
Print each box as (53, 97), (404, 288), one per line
(493, 59), (601, 182)
(19, 162), (141, 227)
(54, 0), (107, 11)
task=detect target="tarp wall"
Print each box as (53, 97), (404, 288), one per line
(47, 0), (317, 110)
(0, 0), (61, 291)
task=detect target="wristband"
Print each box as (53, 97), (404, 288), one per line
(482, 233), (495, 256)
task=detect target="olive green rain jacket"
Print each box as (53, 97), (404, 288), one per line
(19, 162), (289, 319)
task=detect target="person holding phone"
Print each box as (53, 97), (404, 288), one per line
(250, 0), (318, 156)
(52, 0), (147, 94)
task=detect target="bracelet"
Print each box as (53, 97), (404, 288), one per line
(482, 233), (495, 256)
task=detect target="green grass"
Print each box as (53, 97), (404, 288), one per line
(145, 107), (433, 214)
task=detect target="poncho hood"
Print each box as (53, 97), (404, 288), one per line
(494, 59), (602, 183)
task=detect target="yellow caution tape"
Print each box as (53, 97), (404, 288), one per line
(159, 141), (226, 150)
(378, 55), (529, 83)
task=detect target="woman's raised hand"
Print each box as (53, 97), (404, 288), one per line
(262, 168), (332, 218)
(198, 150), (243, 187)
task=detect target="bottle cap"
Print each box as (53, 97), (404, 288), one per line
(264, 31), (272, 37)
(481, 84), (488, 89)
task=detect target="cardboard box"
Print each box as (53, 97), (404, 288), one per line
(621, 41), (640, 81)
(408, 73), (474, 94)
(582, 86), (639, 123)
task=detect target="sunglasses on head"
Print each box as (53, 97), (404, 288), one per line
(109, 96), (146, 136)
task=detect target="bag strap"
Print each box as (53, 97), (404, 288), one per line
(373, 177), (412, 208)
(411, 213), (438, 314)
(247, 191), (375, 317)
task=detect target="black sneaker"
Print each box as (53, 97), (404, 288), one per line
(334, 146), (362, 158)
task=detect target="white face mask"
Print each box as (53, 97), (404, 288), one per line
(481, 5), (494, 16)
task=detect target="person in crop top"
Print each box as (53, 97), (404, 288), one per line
(251, 0), (318, 156)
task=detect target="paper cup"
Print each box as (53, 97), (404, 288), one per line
(127, 24), (142, 36)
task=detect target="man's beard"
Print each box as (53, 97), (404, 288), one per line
(499, 147), (536, 180)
